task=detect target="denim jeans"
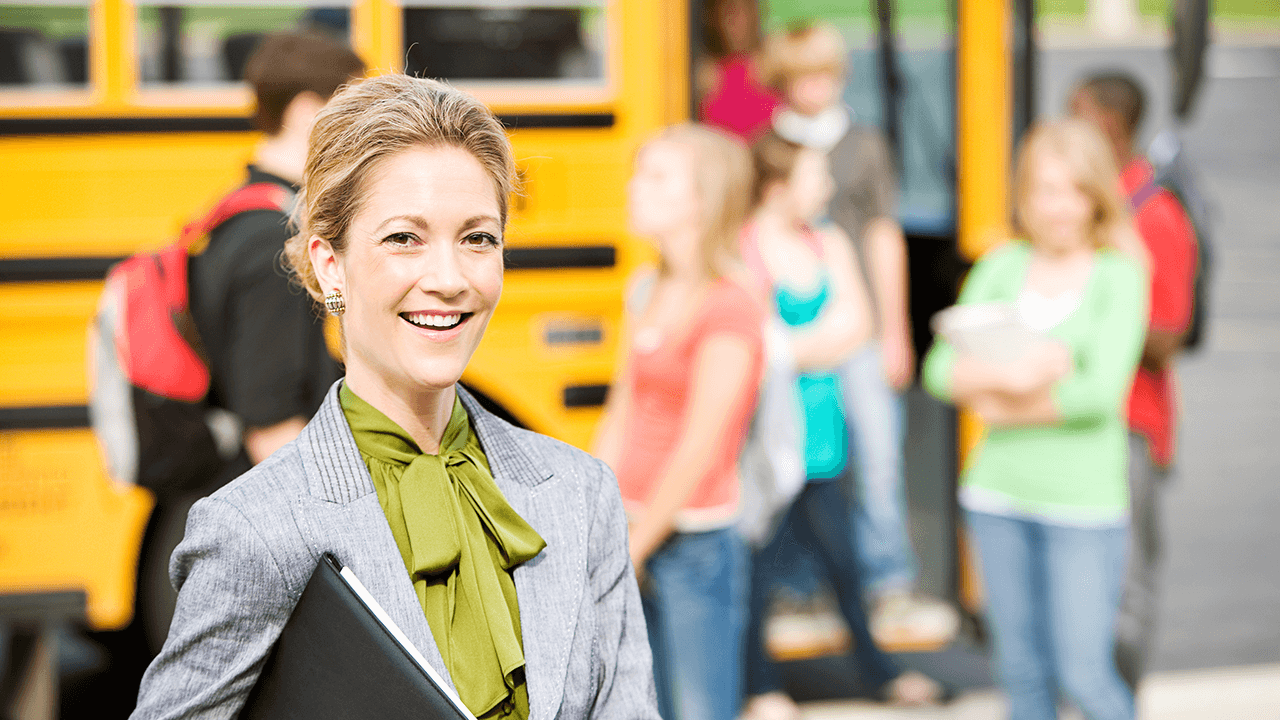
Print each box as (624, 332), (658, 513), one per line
(966, 511), (1133, 720)
(1114, 432), (1168, 690)
(747, 480), (899, 697)
(842, 342), (916, 596)
(642, 527), (749, 720)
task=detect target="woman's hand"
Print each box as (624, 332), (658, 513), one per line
(628, 530), (650, 586)
(969, 386), (1059, 427)
(1004, 341), (1071, 395)
(881, 325), (916, 390)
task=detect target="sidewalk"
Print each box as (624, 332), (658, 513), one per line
(796, 663), (1280, 720)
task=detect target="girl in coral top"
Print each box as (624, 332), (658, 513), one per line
(593, 123), (764, 720)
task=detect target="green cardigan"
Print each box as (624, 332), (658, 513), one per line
(923, 241), (1148, 524)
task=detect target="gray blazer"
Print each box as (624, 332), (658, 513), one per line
(131, 383), (660, 720)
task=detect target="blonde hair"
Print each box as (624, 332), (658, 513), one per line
(645, 123), (752, 280)
(759, 21), (846, 92)
(283, 74), (516, 301)
(1012, 118), (1143, 258)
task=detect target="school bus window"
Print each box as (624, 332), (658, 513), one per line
(402, 3), (606, 84)
(0, 3), (89, 88)
(135, 3), (350, 86)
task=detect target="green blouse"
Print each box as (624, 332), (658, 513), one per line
(922, 241), (1148, 524)
(339, 384), (547, 719)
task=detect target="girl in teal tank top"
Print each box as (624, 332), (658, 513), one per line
(740, 133), (943, 711)
(774, 278), (848, 481)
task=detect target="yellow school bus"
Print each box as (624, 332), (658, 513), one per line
(8, 0), (1195, 651)
(0, 0), (687, 631)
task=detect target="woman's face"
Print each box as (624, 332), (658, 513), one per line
(787, 148), (834, 222)
(319, 144), (504, 396)
(1023, 149), (1095, 254)
(628, 140), (701, 263)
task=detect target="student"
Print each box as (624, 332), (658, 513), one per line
(741, 131), (941, 720)
(698, 0), (782, 141)
(132, 74), (661, 720)
(190, 31), (365, 474)
(923, 119), (1147, 720)
(593, 123), (763, 720)
(61, 33), (367, 720)
(760, 21), (956, 644)
(1070, 72), (1199, 691)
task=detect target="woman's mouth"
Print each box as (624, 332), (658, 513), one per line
(400, 311), (470, 331)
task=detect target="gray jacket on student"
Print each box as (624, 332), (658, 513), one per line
(130, 382), (660, 720)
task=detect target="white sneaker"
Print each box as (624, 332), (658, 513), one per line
(740, 692), (802, 720)
(870, 592), (960, 649)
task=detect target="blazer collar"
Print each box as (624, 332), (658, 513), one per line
(298, 381), (553, 505)
(294, 381), (576, 720)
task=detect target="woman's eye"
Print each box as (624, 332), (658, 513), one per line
(465, 232), (500, 248)
(383, 232), (418, 247)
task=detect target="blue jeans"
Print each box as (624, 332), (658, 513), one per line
(642, 527), (749, 720)
(967, 511), (1134, 720)
(747, 480), (899, 697)
(842, 343), (916, 595)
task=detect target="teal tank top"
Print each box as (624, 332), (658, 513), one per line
(775, 277), (848, 481)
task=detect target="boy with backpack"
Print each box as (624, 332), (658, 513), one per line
(1071, 71), (1203, 691)
(77, 32), (364, 717)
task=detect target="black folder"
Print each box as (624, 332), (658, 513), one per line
(240, 553), (473, 720)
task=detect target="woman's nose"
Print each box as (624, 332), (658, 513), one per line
(416, 243), (468, 298)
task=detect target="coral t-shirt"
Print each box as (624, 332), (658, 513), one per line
(1122, 157), (1198, 467)
(615, 278), (765, 531)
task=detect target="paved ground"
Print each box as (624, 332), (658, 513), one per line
(796, 663), (1280, 719)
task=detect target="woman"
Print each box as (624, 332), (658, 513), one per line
(131, 74), (660, 720)
(740, 132), (940, 720)
(922, 119), (1147, 720)
(592, 123), (763, 720)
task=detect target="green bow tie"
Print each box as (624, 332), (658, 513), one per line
(341, 384), (546, 717)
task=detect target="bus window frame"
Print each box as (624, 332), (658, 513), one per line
(128, 0), (353, 110)
(0, 0), (95, 110)
(0, 0), (621, 118)
(395, 0), (619, 114)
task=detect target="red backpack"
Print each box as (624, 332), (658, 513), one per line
(88, 183), (293, 496)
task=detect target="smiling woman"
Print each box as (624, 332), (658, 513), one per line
(131, 74), (661, 720)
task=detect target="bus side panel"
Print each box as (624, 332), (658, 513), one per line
(0, 133), (258, 258)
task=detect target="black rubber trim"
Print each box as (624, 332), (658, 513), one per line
(505, 245), (615, 270)
(0, 113), (614, 136)
(499, 113), (614, 129)
(0, 116), (254, 135)
(0, 244), (614, 283)
(0, 590), (87, 623)
(0, 256), (123, 282)
(562, 384), (609, 409)
(0, 405), (91, 430)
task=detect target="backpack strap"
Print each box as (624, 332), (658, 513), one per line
(179, 182), (294, 253)
(1129, 177), (1163, 213)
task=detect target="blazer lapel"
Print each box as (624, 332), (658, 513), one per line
(459, 388), (584, 720)
(293, 383), (458, 696)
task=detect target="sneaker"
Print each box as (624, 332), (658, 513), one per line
(870, 592), (960, 649)
(740, 692), (802, 720)
(764, 591), (850, 661)
(882, 670), (945, 706)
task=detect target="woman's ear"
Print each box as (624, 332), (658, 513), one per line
(309, 235), (344, 295)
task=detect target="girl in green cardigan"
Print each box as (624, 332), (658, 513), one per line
(923, 119), (1147, 720)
